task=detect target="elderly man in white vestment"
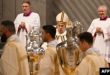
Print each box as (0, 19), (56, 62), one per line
(56, 11), (69, 43)
(37, 25), (60, 75)
(87, 5), (110, 66)
(14, 1), (40, 47)
(73, 32), (108, 75)
(56, 11), (81, 75)
(0, 20), (30, 75)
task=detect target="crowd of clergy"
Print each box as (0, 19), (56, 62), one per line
(0, 1), (110, 75)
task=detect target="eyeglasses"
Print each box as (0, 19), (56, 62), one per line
(22, 5), (29, 8)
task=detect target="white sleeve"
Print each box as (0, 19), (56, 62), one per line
(14, 15), (20, 33)
(33, 13), (40, 30)
(103, 25), (110, 41)
(87, 20), (96, 36)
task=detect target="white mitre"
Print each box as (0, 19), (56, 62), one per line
(56, 11), (69, 23)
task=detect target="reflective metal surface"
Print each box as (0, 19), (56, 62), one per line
(26, 26), (45, 75)
(56, 20), (83, 75)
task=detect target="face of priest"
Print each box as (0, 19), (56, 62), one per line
(0, 25), (8, 37)
(22, 2), (31, 15)
(57, 22), (66, 34)
(41, 29), (48, 42)
(98, 6), (107, 18)
(79, 40), (89, 52)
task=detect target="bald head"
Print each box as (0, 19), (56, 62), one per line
(97, 5), (107, 18)
(98, 5), (107, 11)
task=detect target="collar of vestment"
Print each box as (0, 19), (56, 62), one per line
(7, 34), (20, 42)
(84, 47), (97, 56)
(100, 16), (108, 20)
(23, 11), (32, 17)
(78, 47), (96, 63)
(56, 30), (67, 36)
(47, 39), (58, 47)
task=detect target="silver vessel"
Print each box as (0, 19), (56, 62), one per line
(26, 26), (45, 75)
(56, 20), (83, 74)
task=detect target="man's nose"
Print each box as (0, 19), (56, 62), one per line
(59, 26), (63, 28)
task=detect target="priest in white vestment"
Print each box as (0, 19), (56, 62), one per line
(87, 5), (110, 65)
(37, 25), (62, 75)
(0, 20), (30, 75)
(56, 11), (81, 75)
(73, 32), (109, 75)
(14, 1), (40, 47)
(55, 11), (69, 43)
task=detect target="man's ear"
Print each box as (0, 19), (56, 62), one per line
(3, 27), (8, 33)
